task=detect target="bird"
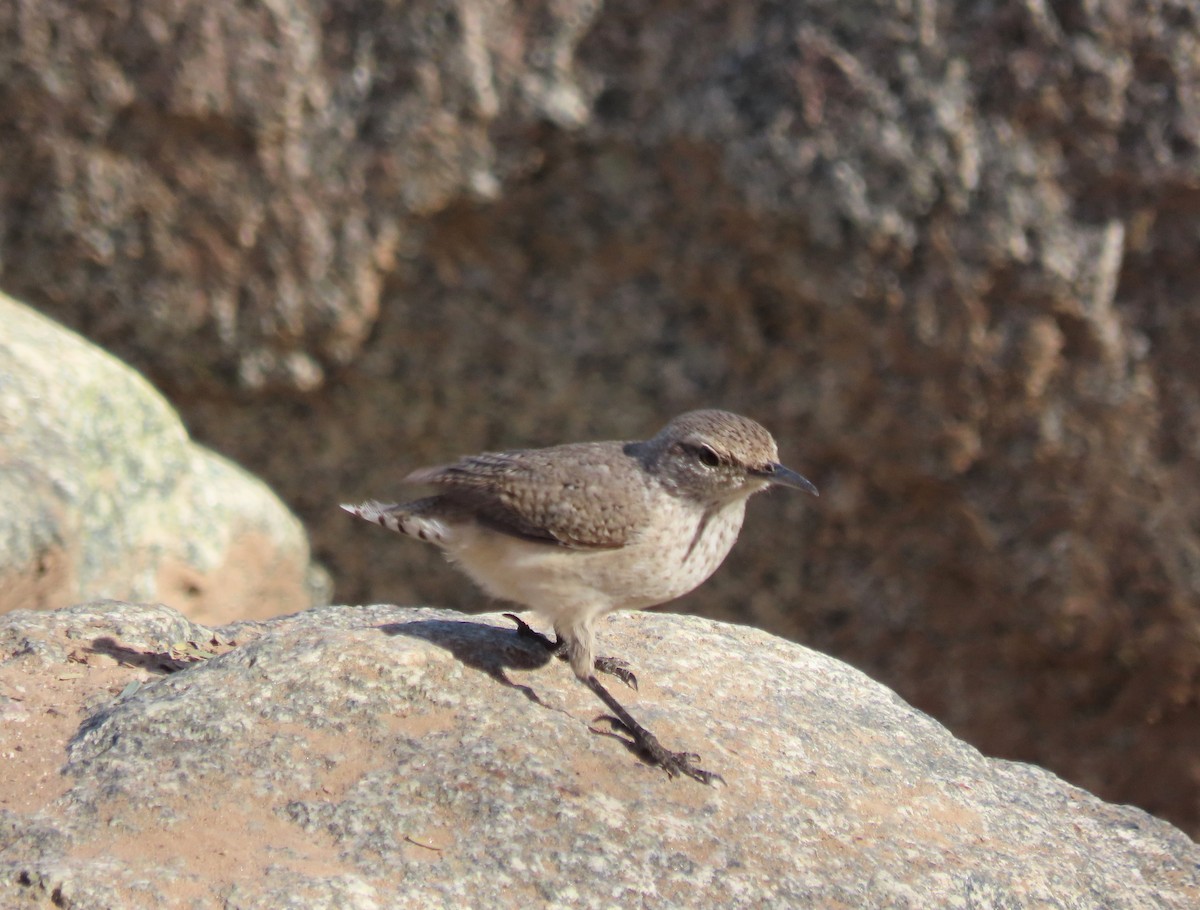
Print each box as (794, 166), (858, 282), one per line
(342, 409), (818, 783)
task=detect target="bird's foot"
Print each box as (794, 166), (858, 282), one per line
(584, 675), (723, 785)
(592, 715), (723, 785)
(593, 656), (638, 690)
(503, 613), (557, 651)
(504, 614), (637, 689)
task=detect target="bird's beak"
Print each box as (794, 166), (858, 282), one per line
(756, 463), (819, 496)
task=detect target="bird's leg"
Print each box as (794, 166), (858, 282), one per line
(584, 674), (723, 786)
(504, 616), (714, 780)
(503, 614), (637, 689)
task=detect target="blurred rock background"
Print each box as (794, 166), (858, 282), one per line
(1, 0), (1197, 835)
(0, 294), (324, 622)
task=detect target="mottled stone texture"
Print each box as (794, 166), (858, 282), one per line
(0, 294), (325, 622)
(2, 0), (1199, 835)
(1, 602), (1198, 909)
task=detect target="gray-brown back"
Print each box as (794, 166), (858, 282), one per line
(406, 442), (657, 550)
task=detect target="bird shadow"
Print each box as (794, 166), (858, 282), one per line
(378, 617), (558, 707)
(378, 617), (664, 769)
(86, 636), (190, 674)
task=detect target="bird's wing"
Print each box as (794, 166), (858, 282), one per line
(404, 442), (649, 549)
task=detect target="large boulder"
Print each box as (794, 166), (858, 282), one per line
(3, 0), (1199, 834)
(1, 601), (1197, 908)
(0, 294), (326, 623)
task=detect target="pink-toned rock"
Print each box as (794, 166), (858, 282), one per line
(0, 295), (327, 622)
(1, 601), (1197, 908)
(3, 0), (1200, 838)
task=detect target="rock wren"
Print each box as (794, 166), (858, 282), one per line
(342, 409), (818, 783)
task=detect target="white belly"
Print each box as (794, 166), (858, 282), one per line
(442, 497), (748, 622)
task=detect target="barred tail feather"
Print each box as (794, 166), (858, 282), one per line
(340, 499), (451, 545)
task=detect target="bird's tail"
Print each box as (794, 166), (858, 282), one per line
(340, 498), (452, 545)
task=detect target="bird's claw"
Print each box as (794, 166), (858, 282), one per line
(593, 656), (638, 690)
(663, 754), (724, 786)
(588, 714), (722, 785)
(503, 613), (559, 651)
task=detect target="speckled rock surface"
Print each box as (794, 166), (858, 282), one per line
(0, 295), (326, 622)
(1, 601), (1196, 909)
(3, 0), (1198, 834)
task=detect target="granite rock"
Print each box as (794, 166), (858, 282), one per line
(1, 601), (1197, 909)
(0, 295), (327, 622)
(3, 0), (1200, 834)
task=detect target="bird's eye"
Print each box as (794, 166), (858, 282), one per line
(697, 445), (722, 468)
